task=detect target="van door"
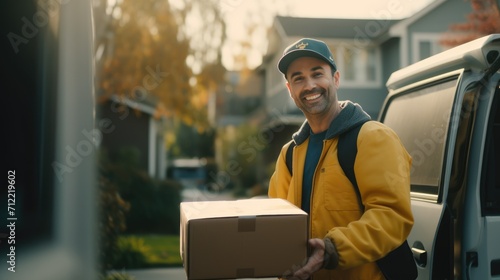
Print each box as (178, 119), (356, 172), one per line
(381, 70), (500, 280)
(379, 71), (466, 279)
(460, 77), (500, 280)
(480, 79), (500, 279)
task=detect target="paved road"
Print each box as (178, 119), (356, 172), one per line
(181, 188), (238, 202)
(123, 268), (276, 280)
(124, 268), (186, 280)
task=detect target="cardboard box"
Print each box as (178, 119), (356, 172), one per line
(180, 198), (308, 279)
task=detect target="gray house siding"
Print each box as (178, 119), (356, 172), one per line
(393, 0), (474, 66)
(381, 37), (401, 87)
(409, 4), (469, 32)
(408, 0), (471, 62)
(337, 87), (387, 120)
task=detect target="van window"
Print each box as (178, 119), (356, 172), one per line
(482, 83), (500, 215)
(382, 78), (458, 198)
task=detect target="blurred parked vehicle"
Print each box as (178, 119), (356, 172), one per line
(2, 1), (97, 279)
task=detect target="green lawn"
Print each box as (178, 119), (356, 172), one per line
(119, 234), (183, 268)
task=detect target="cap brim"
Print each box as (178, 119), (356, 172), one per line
(277, 49), (332, 75)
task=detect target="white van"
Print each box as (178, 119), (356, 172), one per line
(379, 34), (500, 279)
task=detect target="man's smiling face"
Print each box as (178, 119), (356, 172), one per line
(285, 56), (340, 118)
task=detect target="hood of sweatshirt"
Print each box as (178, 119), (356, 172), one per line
(292, 100), (372, 145)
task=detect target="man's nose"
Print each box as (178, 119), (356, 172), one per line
(304, 77), (316, 91)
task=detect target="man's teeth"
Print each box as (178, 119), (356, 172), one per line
(305, 94), (321, 100)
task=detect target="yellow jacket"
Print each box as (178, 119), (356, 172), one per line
(268, 102), (413, 280)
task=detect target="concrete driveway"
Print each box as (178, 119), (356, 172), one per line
(124, 268), (186, 280)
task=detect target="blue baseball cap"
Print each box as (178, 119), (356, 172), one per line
(277, 38), (337, 75)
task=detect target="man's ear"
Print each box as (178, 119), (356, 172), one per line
(286, 81), (292, 97)
(333, 71), (340, 89)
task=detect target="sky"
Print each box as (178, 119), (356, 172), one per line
(219, 0), (434, 69)
(278, 0), (433, 18)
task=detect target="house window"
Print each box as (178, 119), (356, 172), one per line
(366, 48), (377, 81)
(412, 33), (445, 63)
(335, 43), (380, 88)
(419, 41), (432, 60)
(343, 47), (356, 81)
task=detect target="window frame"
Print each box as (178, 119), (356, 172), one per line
(412, 33), (446, 63)
(481, 80), (500, 216)
(332, 41), (382, 89)
(380, 71), (463, 202)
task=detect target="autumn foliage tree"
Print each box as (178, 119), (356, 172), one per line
(440, 0), (500, 47)
(96, 0), (226, 128)
(94, 1), (226, 270)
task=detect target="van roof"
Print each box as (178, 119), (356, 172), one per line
(386, 34), (500, 90)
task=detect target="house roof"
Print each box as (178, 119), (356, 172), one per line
(386, 34), (500, 90)
(389, 0), (446, 36)
(275, 16), (400, 39)
(109, 94), (157, 115)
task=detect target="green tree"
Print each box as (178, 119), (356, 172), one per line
(168, 120), (215, 158)
(215, 123), (265, 194)
(98, 163), (130, 272)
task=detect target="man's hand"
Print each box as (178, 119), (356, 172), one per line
(288, 238), (325, 280)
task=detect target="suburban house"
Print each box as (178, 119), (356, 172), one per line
(257, 0), (475, 170)
(98, 95), (167, 180)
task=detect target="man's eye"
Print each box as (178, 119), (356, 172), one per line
(313, 72), (323, 77)
(293, 77), (303, 83)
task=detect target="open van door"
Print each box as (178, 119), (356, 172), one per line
(379, 34), (500, 279)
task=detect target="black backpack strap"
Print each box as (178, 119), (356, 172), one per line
(285, 122), (367, 201)
(285, 141), (296, 175)
(337, 123), (365, 212)
(339, 121), (417, 280)
(283, 121), (416, 279)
